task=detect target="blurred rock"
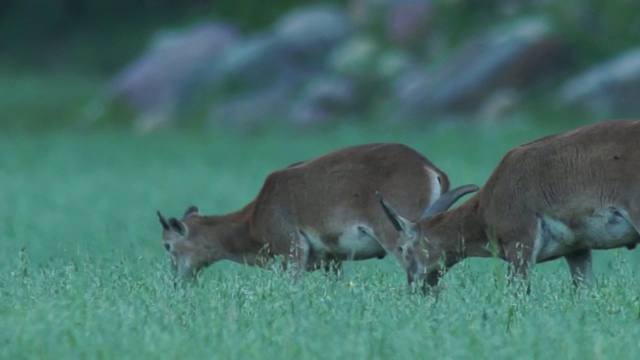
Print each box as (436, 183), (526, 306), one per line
(385, 0), (434, 49)
(208, 34), (306, 90)
(289, 75), (360, 127)
(348, 0), (434, 49)
(204, 5), (355, 130)
(109, 21), (239, 112)
(328, 35), (380, 79)
(387, 65), (432, 121)
(390, 16), (570, 122)
(105, 21), (239, 132)
(106, 5), (357, 132)
(395, 18), (567, 119)
(208, 5), (353, 91)
(273, 5), (354, 65)
(104, 2), (640, 132)
(558, 48), (640, 118)
(209, 81), (296, 131)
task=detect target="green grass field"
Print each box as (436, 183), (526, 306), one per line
(1, 73), (640, 359)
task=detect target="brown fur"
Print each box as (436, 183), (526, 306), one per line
(158, 143), (474, 280)
(378, 119), (640, 292)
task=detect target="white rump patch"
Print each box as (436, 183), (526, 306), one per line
(337, 226), (384, 259)
(425, 167), (442, 205)
(301, 225), (384, 261)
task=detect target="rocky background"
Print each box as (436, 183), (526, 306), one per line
(5, 0), (639, 132)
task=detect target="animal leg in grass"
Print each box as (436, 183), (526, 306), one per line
(291, 232), (311, 281)
(503, 240), (535, 293)
(414, 271), (442, 296)
(296, 230), (343, 279)
(322, 259), (343, 279)
(564, 249), (594, 287)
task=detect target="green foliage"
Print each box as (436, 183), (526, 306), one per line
(2, 0), (638, 75)
(545, 0), (640, 68)
(0, 71), (113, 131)
(0, 0), (342, 73)
(1, 92), (639, 357)
(433, 0), (640, 69)
(433, 0), (506, 47)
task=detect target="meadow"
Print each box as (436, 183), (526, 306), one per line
(1, 72), (640, 359)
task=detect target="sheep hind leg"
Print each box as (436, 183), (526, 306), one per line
(503, 240), (535, 295)
(289, 230), (311, 282)
(564, 248), (594, 287)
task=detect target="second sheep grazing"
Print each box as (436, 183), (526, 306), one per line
(157, 143), (477, 282)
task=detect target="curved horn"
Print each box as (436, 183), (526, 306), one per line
(421, 184), (479, 218)
(182, 205), (200, 219)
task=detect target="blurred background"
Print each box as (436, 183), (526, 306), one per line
(2, 0), (639, 132)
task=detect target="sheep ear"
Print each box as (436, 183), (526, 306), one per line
(168, 218), (188, 237)
(157, 211), (170, 230)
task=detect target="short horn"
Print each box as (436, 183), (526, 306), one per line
(157, 211), (170, 230)
(422, 184), (479, 218)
